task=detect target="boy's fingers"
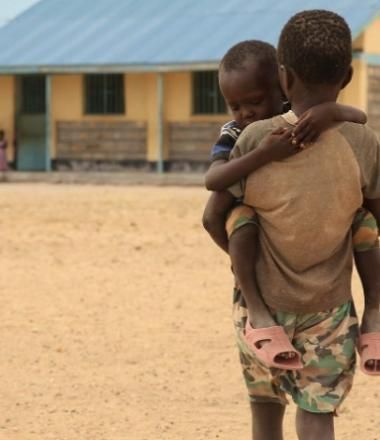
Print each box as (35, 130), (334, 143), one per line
(280, 129), (292, 139)
(271, 127), (288, 136)
(294, 126), (314, 144)
(293, 120), (309, 136)
(293, 124), (311, 139)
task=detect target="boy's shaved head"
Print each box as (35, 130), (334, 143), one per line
(218, 40), (284, 129)
(278, 10), (352, 85)
(220, 40), (278, 76)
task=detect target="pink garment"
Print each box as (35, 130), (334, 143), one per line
(0, 140), (8, 171)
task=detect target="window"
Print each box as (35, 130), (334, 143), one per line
(85, 74), (125, 115)
(192, 71), (226, 114)
(21, 75), (46, 114)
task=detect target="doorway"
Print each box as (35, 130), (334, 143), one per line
(15, 75), (49, 171)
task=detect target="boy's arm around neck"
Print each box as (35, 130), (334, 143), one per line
(293, 103), (367, 145)
(204, 148), (268, 191)
(205, 124), (297, 192)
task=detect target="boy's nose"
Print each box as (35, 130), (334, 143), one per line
(241, 109), (256, 126)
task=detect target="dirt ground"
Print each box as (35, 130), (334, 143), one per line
(0, 183), (378, 440)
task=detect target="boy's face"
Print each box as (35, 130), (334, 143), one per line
(219, 62), (284, 129)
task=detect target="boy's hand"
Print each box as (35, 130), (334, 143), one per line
(293, 103), (367, 146)
(256, 127), (299, 163)
(292, 102), (339, 145)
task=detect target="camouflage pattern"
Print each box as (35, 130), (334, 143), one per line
(233, 289), (359, 413)
(227, 205), (378, 251)
(352, 207), (379, 252)
(225, 204), (258, 239)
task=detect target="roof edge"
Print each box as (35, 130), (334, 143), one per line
(0, 62), (220, 75)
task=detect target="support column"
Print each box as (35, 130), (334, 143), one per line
(156, 72), (164, 173)
(45, 74), (52, 171)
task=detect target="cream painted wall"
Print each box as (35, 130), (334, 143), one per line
(0, 76), (15, 161)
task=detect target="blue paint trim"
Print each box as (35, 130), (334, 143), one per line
(353, 52), (380, 65)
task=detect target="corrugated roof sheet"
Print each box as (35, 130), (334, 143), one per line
(0, 0), (379, 72)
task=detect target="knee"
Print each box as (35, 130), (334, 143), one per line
(202, 210), (214, 233)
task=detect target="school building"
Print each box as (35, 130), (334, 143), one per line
(0, 0), (379, 171)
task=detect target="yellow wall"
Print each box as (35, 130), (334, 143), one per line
(0, 76), (15, 161)
(46, 66), (376, 162)
(165, 71), (228, 122)
(51, 73), (148, 158)
(363, 17), (380, 54)
(353, 34), (364, 52)
(7, 28), (377, 166)
(165, 72), (191, 121)
(338, 18), (380, 112)
(51, 75), (81, 158)
(143, 72), (228, 161)
(338, 58), (368, 111)
(145, 73), (159, 161)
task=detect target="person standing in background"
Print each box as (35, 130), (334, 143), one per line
(0, 130), (8, 172)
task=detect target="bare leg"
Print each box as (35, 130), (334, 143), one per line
(296, 408), (334, 440)
(229, 225), (299, 361)
(355, 249), (380, 371)
(228, 224), (275, 328)
(355, 249), (380, 331)
(250, 402), (285, 440)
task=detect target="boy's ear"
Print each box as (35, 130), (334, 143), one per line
(341, 66), (353, 90)
(278, 64), (294, 98)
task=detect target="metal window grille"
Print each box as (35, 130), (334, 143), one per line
(192, 71), (226, 114)
(21, 75), (46, 114)
(85, 74), (125, 115)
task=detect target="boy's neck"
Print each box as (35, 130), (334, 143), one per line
(290, 87), (339, 117)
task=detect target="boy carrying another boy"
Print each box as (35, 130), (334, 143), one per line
(205, 10), (380, 440)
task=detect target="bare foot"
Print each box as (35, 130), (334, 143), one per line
(360, 307), (380, 373)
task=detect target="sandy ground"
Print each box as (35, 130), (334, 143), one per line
(0, 183), (378, 440)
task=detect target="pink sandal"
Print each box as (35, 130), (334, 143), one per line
(359, 333), (380, 376)
(244, 321), (303, 370)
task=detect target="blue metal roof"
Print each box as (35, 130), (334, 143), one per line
(0, 0), (379, 73)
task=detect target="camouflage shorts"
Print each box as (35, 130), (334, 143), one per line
(233, 290), (359, 413)
(226, 205), (379, 252)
